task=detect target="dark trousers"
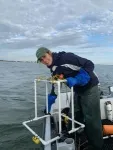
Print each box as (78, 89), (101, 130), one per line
(74, 85), (103, 149)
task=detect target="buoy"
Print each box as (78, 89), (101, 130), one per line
(105, 101), (113, 121)
(32, 136), (40, 144)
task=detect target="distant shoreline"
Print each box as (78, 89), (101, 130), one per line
(0, 60), (36, 63)
(0, 60), (113, 65)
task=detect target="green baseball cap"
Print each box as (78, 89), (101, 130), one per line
(36, 47), (50, 63)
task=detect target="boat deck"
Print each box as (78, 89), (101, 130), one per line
(76, 131), (113, 150)
(50, 117), (113, 150)
(103, 138), (113, 150)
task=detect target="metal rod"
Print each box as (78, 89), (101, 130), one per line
(46, 80), (48, 113)
(58, 81), (62, 134)
(68, 128), (80, 134)
(36, 79), (67, 83)
(71, 87), (74, 129)
(34, 79), (37, 118)
(23, 121), (60, 145)
(23, 115), (50, 124)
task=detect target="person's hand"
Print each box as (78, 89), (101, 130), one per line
(47, 94), (57, 112)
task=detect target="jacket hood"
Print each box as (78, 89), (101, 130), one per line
(48, 51), (66, 68)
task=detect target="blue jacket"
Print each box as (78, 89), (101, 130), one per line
(48, 52), (99, 92)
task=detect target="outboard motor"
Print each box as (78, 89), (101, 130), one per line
(105, 101), (113, 121)
(108, 86), (113, 96)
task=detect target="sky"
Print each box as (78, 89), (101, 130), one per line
(0, 0), (113, 64)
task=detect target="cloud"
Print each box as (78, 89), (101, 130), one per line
(0, 0), (113, 63)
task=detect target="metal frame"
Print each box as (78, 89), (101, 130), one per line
(23, 78), (85, 146)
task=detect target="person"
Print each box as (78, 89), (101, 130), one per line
(36, 47), (103, 150)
